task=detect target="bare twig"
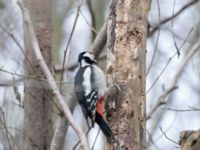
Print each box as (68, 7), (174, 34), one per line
(87, 0), (96, 40)
(146, 0), (161, 76)
(72, 122), (102, 149)
(67, 21), (107, 71)
(148, 0), (199, 36)
(171, 0), (180, 58)
(146, 27), (193, 94)
(147, 40), (200, 120)
(159, 127), (179, 145)
(146, 30), (160, 76)
(72, 129), (91, 150)
(0, 25), (24, 54)
(149, 114), (177, 147)
(60, 0), (84, 81)
(91, 128), (101, 150)
(17, 0), (89, 149)
(0, 107), (12, 150)
(0, 68), (73, 86)
(79, 9), (97, 35)
(0, 68), (46, 82)
(188, 105), (200, 110)
(0, 68), (39, 80)
(89, 21), (107, 57)
(0, 126), (40, 150)
(147, 130), (161, 150)
(178, 28), (193, 50)
(146, 53), (178, 94)
(0, 24), (36, 70)
(164, 107), (200, 112)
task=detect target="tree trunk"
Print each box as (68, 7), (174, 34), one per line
(23, 0), (53, 149)
(106, 0), (149, 149)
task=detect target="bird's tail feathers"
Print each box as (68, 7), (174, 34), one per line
(95, 112), (112, 139)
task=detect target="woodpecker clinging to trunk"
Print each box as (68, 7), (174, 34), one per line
(74, 51), (112, 139)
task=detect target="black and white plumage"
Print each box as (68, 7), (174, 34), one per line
(74, 51), (112, 139)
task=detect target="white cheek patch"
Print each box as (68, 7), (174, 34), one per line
(83, 67), (92, 96)
(81, 60), (88, 67)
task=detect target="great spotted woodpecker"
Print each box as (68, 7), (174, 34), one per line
(74, 51), (112, 139)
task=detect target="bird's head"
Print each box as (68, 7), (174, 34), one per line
(78, 51), (96, 67)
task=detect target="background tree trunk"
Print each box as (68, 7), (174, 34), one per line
(106, 0), (149, 149)
(23, 0), (53, 149)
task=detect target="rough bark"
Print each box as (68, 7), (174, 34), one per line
(106, 0), (149, 149)
(179, 130), (200, 150)
(23, 0), (53, 149)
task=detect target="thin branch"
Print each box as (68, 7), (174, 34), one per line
(159, 127), (179, 145)
(151, 114), (177, 147)
(0, 126), (41, 150)
(146, 30), (160, 76)
(72, 129), (89, 150)
(87, 0), (96, 40)
(0, 68), (73, 86)
(164, 107), (200, 112)
(91, 128), (101, 150)
(147, 0), (161, 76)
(171, 0), (180, 58)
(147, 130), (161, 150)
(89, 21), (107, 57)
(188, 105), (200, 110)
(60, 0), (84, 81)
(25, 87), (61, 115)
(146, 27), (193, 94)
(148, 0), (199, 36)
(147, 86), (178, 120)
(147, 40), (200, 120)
(179, 28), (193, 50)
(79, 9), (97, 35)
(0, 24), (24, 54)
(0, 24), (36, 70)
(17, 0), (89, 149)
(67, 21), (107, 71)
(0, 68), (47, 82)
(146, 53), (178, 94)
(0, 107), (12, 150)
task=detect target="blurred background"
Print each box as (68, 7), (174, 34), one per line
(0, 0), (199, 149)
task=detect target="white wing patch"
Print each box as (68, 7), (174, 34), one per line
(83, 67), (92, 96)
